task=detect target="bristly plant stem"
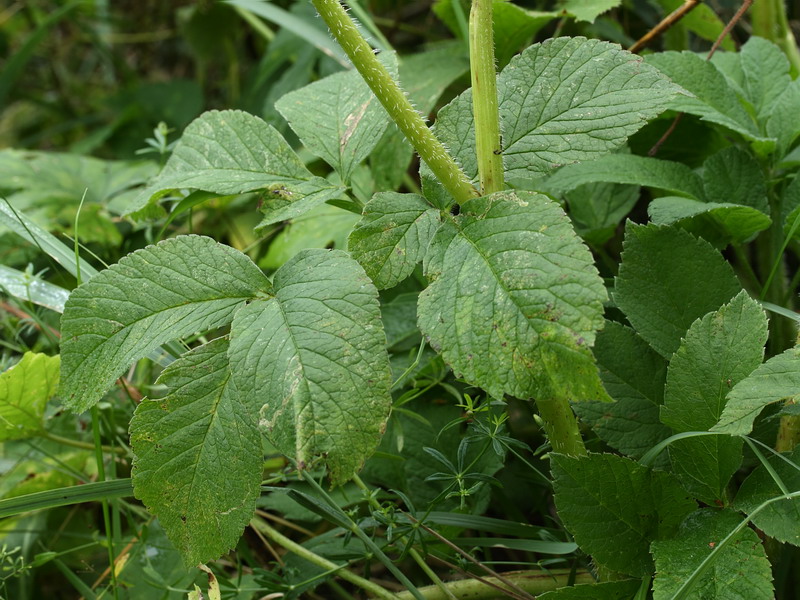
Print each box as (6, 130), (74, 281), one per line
(469, 0), (503, 195)
(751, 0), (800, 77)
(536, 395), (588, 457)
(311, 0), (478, 205)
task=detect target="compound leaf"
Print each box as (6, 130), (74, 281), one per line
(348, 192), (440, 289)
(614, 223), (741, 358)
(228, 249), (392, 485)
(0, 352), (60, 441)
(417, 190), (608, 401)
(130, 338), (261, 566)
(552, 452), (695, 577)
(60, 235), (270, 413)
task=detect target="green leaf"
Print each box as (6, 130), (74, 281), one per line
(545, 154), (706, 201)
(734, 445), (800, 546)
(645, 52), (773, 152)
(614, 223), (741, 358)
(254, 178), (349, 232)
(651, 509), (773, 600)
(128, 110), (344, 216)
(417, 190), (608, 401)
(572, 322), (671, 461)
(538, 580), (641, 600)
(275, 52), (397, 182)
(0, 479), (133, 519)
(654, 0), (734, 51)
(552, 452), (696, 576)
(766, 79), (800, 158)
(60, 235), (270, 413)
(499, 38), (680, 181)
(660, 291), (767, 504)
(0, 353), (60, 441)
(561, 0), (621, 23)
(0, 265), (70, 313)
(130, 338), (261, 566)
(259, 203), (359, 270)
(713, 346), (800, 436)
(348, 193), (440, 290)
(648, 197), (771, 246)
(725, 37), (791, 122)
(702, 147), (769, 212)
(228, 249), (392, 485)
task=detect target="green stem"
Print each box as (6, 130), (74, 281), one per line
(42, 431), (127, 456)
(91, 406), (118, 599)
(311, 0), (478, 205)
(351, 474), (459, 600)
(751, 0), (800, 77)
(395, 569), (595, 600)
(469, 0), (503, 195)
(536, 395), (587, 457)
(250, 517), (402, 600)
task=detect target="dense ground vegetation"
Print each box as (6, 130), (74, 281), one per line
(2, 0), (800, 598)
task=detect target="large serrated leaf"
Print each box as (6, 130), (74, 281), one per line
(348, 192), (440, 289)
(0, 353), (60, 441)
(127, 110), (344, 217)
(228, 249), (392, 485)
(661, 291), (767, 504)
(551, 453), (696, 577)
(60, 235), (270, 412)
(713, 346), (800, 435)
(130, 338), (261, 566)
(614, 223), (741, 358)
(276, 53), (397, 182)
(651, 509), (773, 600)
(417, 190), (608, 401)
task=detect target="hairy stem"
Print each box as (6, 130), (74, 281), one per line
(536, 395), (588, 457)
(469, 0), (503, 195)
(311, 0), (478, 205)
(251, 516), (402, 600)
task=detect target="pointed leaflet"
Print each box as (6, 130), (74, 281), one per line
(713, 346), (800, 435)
(572, 322), (671, 461)
(544, 154), (706, 201)
(0, 353), (60, 441)
(418, 191), (608, 401)
(660, 291), (767, 504)
(423, 37), (680, 203)
(127, 110), (343, 216)
(551, 453), (695, 577)
(130, 339), (261, 566)
(228, 249), (391, 485)
(275, 52), (398, 183)
(348, 193), (440, 289)
(735, 444), (800, 546)
(651, 509), (773, 600)
(60, 235), (270, 412)
(614, 223), (741, 358)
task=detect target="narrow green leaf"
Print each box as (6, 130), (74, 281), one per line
(348, 193), (440, 289)
(614, 223), (741, 358)
(661, 291), (767, 504)
(651, 509), (773, 600)
(538, 580), (641, 600)
(730, 37), (791, 121)
(0, 265), (70, 313)
(545, 154), (706, 201)
(552, 453), (696, 577)
(276, 52), (398, 182)
(417, 190), (608, 401)
(646, 52), (773, 152)
(648, 197), (771, 246)
(130, 338), (262, 566)
(0, 353), (60, 441)
(735, 445), (800, 546)
(713, 346), (800, 435)
(60, 235), (270, 413)
(572, 322), (671, 461)
(128, 110), (344, 217)
(0, 479), (133, 519)
(228, 249), (392, 485)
